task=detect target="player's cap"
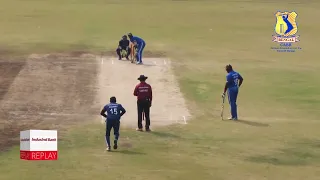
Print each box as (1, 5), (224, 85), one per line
(122, 35), (127, 38)
(110, 96), (117, 103)
(128, 33), (133, 37)
(137, 75), (148, 81)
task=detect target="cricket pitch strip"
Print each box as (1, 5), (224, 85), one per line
(97, 56), (190, 128)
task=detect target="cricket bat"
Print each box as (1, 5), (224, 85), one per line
(221, 96), (225, 120)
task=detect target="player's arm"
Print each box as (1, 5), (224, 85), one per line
(129, 37), (135, 42)
(133, 85), (139, 96)
(223, 82), (228, 94)
(223, 76), (231, 94)
(238, 74), (244, 87)
(149, 85), (153, 105)
(119, 105), (126, 116)
(125, 40), (130, 50)
(100, 105), (108, 118)
(118, 41), (122, 49)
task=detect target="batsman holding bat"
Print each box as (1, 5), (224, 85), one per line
(222, 64), (244, 120)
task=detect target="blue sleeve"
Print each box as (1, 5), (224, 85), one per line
(226, 74), (232, 83)
(101, 105), (108, 116)
(135, 36), (144, 44)
(130, 37), (136, 42)
(238, 73), (243, 80)
(119, 104), (126, 113)
(103, 105), (108, 111)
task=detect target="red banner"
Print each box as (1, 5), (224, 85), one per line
(20, 151), (58, 160)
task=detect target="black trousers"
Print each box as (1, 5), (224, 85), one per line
(116, 47), (131, 58)
(137, 99), (151, 129)
(106, 120), (120, 137)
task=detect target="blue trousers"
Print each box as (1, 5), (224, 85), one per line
(105, 120), (120, 146)
(137, 42), (146, 63)
(228, 88), (239, 119)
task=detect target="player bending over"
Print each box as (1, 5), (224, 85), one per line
(128, 33), (146, 64)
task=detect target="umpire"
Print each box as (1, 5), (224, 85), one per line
(133, 75), (152, 132)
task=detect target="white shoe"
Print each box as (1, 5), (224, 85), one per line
(228, 117), (238, 120)
(106, 146), (111, 151)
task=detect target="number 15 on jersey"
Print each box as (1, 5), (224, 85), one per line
(109, 108), (118, 115)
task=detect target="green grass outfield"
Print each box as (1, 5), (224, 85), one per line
(1, 0), (320, 179)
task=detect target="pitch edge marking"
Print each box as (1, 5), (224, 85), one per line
(182, 116), (187, 124)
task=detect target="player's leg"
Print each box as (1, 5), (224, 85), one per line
(126, 47), (131, 60)
(229, 89), (238, 120)
(105, 120), (112, 151)
(136, 100), (143, 131)
(139, 42), (146, 63)
(136, 46), (142, 64)
(143, 100), (151, 131)
(113, 120), (120, 149)
(121, 49), (127, 58)
(134, 47), (138, 63)
(116, 48), (121, 60)
(233, 89), (239, 120)
(227, 90), (232, 119)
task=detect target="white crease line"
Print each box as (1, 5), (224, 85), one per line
(164, 59), (167, 65)
(112, 59), (114, 64)
(182, 116), (187, 124)
(153, 61), (157, 65)
(101, 57), (104, 64)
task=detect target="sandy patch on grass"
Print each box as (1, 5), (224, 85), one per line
(0, 53), (190, 150)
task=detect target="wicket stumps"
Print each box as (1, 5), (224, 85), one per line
(130, 43), (135, 63)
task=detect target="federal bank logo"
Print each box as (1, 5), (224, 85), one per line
(271, 11), (301, 52)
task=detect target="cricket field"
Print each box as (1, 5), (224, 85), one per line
(0, 0), (319, 179)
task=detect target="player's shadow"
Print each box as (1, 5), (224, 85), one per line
(150, 131), (181, 139)
(112, 150), (146, 155)
(236, 119), (269, 127)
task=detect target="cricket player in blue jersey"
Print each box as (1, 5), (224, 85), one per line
(128, 33), (146, 64)
(100, 96), (126, 151)
(222, 64), (244, 120)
